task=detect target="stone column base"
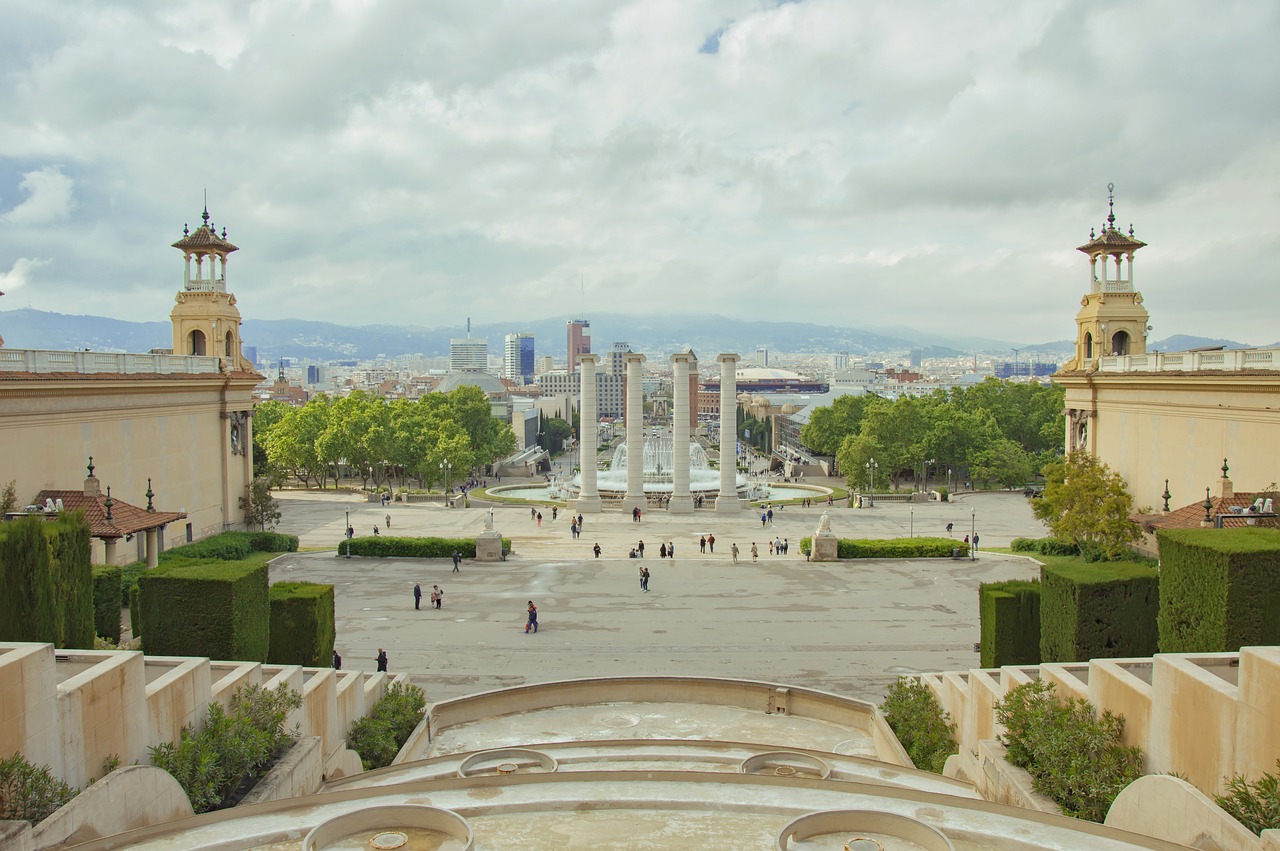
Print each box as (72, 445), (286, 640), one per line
(668, 495), (694, 514)
(576, 495), (602, 514)
(715, 495), (742, 513)
(811, 534), (839, 562)
(621, 496), (646, 514)
(475, 531), (504, 562)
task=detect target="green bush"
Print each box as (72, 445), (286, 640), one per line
(139, 560), (270, 662)
(837, 537), (967, 559)
(268, 582), (335, 666)
(0, 753), (79, 824)
(880, 677), (957, 774)
(979, 580), (1041, 668)
(348, 682), (428, 770)
(48, 514), (94, 649)
(91, 565), (123, 643)
(996, 679), (1142, 822)
(158, 531), (298, 565)
(120, 562), (147, 606)
(936, 487), (949, 502)
(340, 536), (511, 559)
(246, 531), (299, 553)
(0, 516), (60, 645)
(1216, 759), (1280, 836)
(1040, 560), (1159, 663)
(1011, 537), (1080, 556)
(129, 583), (142, 640)
(1157, 528), (1280, 653)
(150, 683), (301, 814)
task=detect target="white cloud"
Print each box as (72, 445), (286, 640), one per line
(0, 257), (50, 293)
(1, 166), (75, 226)
(0, 0), (1277, 344)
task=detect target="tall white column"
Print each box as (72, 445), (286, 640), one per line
(716, 353), (742, 513)
(577, 354), (602, 513)
(621, 353), (647, 514)
(669, 352), (695, 513)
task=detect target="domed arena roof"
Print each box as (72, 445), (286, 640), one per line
(433, 370), (509, 398)
(736, 367), (805, 382)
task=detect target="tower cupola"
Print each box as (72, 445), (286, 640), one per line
(169, 201), (252, 371)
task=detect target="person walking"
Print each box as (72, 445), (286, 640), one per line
(760, 513), (767, 527)
(375, 648), (388, 672)
(707, 534), (715, 553)
(452, 550), (461, 572)
(373, 525), (380, 536)
(332, 650), (342, 670)
(667, 541), (674, 559)
(531, 506), (537, 521)
(525, 601), (539, 634)
(385, 513), (391, 529)
(413, 582), (422, 611)
(730, 543), (739, 563)
(641, 566), (650, 592)
(699, 535), (706, 553)
(432, 585), (443, 609)
(638, 540), (645, 558)
(946, 522), (954, 535)
(782, 538), (789, 555)
(768, 540), (774, 556)
(552, 506), (558, 521)
(750, 542), (758, 563)
(536, 511), (542, 527)
(593, 542), (602, 558)
(767, 508), (774, 524)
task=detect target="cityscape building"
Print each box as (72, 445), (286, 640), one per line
(503, 332), (535, 384)
(566, 319), (590, 372)
(449, 337), (488, 372)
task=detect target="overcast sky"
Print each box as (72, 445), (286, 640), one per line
(1, 0), (1278, 345)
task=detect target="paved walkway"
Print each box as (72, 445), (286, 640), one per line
(270, 488), (1048, 704)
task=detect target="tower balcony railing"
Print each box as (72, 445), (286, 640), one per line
(0, 348), (224, 376)
(1094, 278), (1134, 293)
(184, 277), (227, 293)
(1098, 348), (1279, 374)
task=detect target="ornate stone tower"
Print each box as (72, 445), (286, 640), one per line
(1063, 184), (1150, 371)
(170, 204), (251, 371)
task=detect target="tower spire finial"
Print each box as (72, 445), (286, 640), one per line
(202, 188), (209, 226)
(1106, 182), (1116, 227)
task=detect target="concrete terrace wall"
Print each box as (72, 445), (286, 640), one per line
(0, 641), (388, 792)
(920, 645), (1280, 799)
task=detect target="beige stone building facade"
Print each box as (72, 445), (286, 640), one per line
(0, 207), (262, 563)
(1055, 192), (1280, 508)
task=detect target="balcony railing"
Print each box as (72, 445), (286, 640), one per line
(0, 349), (224, 375)
(1098, 349), (1279, 373)
(184, 277), (226, 293)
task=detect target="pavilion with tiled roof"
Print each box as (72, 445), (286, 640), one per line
(33, 458), (186, 567)
(1131, 461), (1278, 555)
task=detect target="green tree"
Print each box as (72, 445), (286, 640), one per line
(251, 400), (290, 482)
(0, 479), (17, 515)
(265, 396), (331, 488)
(539, 416), (573, 453)
(1033, 453), (1142, 560)
(970, 438), (1037, 489)
(239, 477), (282, 530)
(800, 394), (880, 456)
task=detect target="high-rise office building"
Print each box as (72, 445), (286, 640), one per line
(504, 332), (535, 384)
(567, 319), (591, 372)
(755, 346), (770, 367)
(450, 337), (488, 372)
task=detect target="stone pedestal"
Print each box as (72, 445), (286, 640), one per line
(475, 531), (504, 562)
(811, 534), (838, 562)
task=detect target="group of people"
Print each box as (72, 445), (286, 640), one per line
(767, 537), (791, 555)
(412, 581), (445, 610)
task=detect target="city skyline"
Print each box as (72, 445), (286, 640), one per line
(1, 2), (1278, 344)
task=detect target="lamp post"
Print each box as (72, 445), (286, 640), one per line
(439, 459), (453, 504)
(910, 506), (914, 538)
(865, 458), (877, 506)
(345, 509), (351, 559)
(970, 506), (976, 561)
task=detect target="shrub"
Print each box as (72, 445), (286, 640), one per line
(157, 531), (299, 564)
(139, 560), (270, 662)
(341, 536), (511, 559)
(246, 531), (299, 553)
(936, 487), (949, 502)
(979, 580), (1041, 668)
(0, 753), (79, 824)
(1216, 759), (1280, 836)
(48, 514), (95, 649)
(348, 682), (428, 770)
(150, 683), (301, 814)
(120, 561), (147, 606)
(268, 582), (335, 666)
(1011, 537), (1080, 556)
(91, 565), (123, 643)
(0, 516), (60, 645)
(880, 677), (957, 774)
(129, 583), (142, 640)
(1157, 528), (1280, 653)
(1040, 560), (1159, 663)
(996, 679), (1142, 822)
(836, 537), (967, 559)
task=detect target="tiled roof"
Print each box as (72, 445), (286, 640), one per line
(172, 224), (239, 253)
(1077, 226), (1146, 253)
(1135, 492), (1277, 533)
(33, 489), (186, 539)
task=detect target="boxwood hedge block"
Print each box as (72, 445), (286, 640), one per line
(835, 537), (967, 559)
(979, 580), (1041, 668)
(0, 516), (59, 645)
(340, 536), (511, 559)
(268, 582), (335, 666)
(92, 565), (123, 643)
(1157, 527), (1280, 653)
(1040, 561), (1159, 663)
(48, 514), (94, 650)
(139, 560), (270, 662)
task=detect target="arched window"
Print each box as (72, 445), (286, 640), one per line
(1084, 332), (1093, 360)
(189, 329), (206, 356)
(1111, 330), (1130, 356)
(224, 330), (234, 357)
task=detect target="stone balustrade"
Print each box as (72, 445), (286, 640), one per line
(1099, 347), (1280, 373)
(0, 348), (223, 375)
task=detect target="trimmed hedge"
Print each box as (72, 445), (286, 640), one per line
(159, 531), (299, 564)
(92, 565), (123, 643)
(979, 580), (1041, 668)
(1040, 561), (1159, 663)
(0, 516), (59, 644)
(139, 560), (270, 662)
(340, 536), (511, 559)
(268, 582), (335, 666)
(1157, 527), (1280, 653)
(49, 514), (94, 650)
(837, 537), (967, 559)
(1011, 536), (1080, 556)
(121, 562), (147, 606)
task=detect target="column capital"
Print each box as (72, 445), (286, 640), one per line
(578, 353), (601, 366)
(670, 351), (697, 365)
(716, 353), (741, 364)
(624, 352), (647, 365)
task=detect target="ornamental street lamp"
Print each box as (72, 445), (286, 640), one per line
(345, 509), (351, 559)
(439, 460), (452, 503)
(865, 458), (878, 505)
(970, 505), (977, 561)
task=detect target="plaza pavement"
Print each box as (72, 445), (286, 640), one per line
(269, 485), (1049, 705)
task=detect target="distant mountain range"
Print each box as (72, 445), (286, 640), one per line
(0, 307), (1261, 365)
